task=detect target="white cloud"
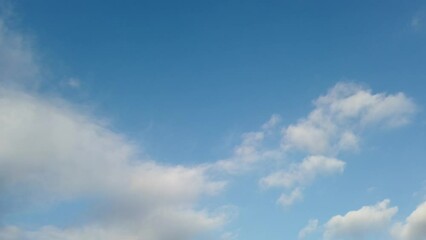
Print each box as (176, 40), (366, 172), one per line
(283, 82), (416, 155)
(392, 201), (426, 240)
(260, 155), (344, 207)
(324, 199), (398, 240)
(0, 88), (227, 239)
(0, 16), (230, 239)
(278, 83), (415, 206)
(260, 155), (345, 189)
(298, 219), (319, 239)
(277, 187), (303, 206)
(217, 82), (415, 207)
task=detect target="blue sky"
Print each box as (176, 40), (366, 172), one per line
(0, 1), (426, 239)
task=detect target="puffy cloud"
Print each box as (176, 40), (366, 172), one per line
(324, 199), (398, 240)
(298, 219), (319, 239)
(306, 199), (426, 240)
(260, 83), (416, 206)
(392, 201), (426, 240)
(218, 83), (415, 207)
(283, 83), (416, 155)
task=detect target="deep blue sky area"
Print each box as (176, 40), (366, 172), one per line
(14, 0), (425, 165)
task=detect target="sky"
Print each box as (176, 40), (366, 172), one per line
(0, 0), (426, 239)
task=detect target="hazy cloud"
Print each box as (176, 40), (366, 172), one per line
(0, 18), (40, 88)
(298, 219), (319, 239)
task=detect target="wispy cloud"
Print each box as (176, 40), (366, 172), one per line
(217, 82), (416, 207)
(0, 18), (40, 89)
(260, 156), (344, 207)
(215, 114), (283, 174)
(298, 219), (319, 239)
(65, 77), (81, 89)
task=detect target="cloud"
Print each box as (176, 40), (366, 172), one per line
(0, 18), (40, 88)
(0, 216), (225, 240)
(0, 88), (227, 239)
(283, 82), (416, 155)
(221, 231), (239, 240)
(216, 82), (415, 207)
(254, 83), (415, 206)
(277, 187), (303, 206)
(0, 17), (228, 240)
(260, 155), (344, 207)
(323, 199), (398, 240)
(215, 114), (283, 173)
(260, 155), (345, 189)
(392, 201), (426, 240)
(298, 219), (319, 239)
(66, 77), (81, 88)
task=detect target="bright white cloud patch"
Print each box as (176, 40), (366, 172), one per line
(0, 89), (227, 239)
(283, 82), (416, 155)
(392, 201), (426, 240)
(324, 199), (398, 240)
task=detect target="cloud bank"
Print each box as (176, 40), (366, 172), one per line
(0, 16), (227, 240)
